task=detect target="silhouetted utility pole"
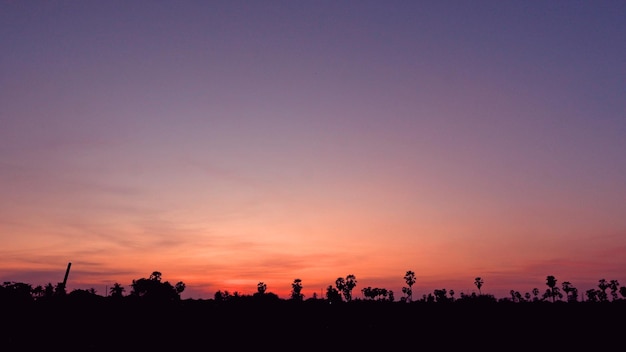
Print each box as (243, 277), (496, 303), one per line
(61, 262), (71, 291)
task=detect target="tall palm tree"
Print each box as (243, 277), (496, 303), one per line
(474, 277), (484, 295)
(562, 281), (574, 302)
(109, 283), (125, 298)
(546, 275), (558, 302)
(335, 277), (346, 301)
(404, 270), (416, 302)
(344, 274), (357, 302)
(291, 278), (303, 301)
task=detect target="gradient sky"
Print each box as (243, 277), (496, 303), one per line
(1, 0), (625, 300)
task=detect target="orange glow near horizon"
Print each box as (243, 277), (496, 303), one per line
(5, 212), (625, 301)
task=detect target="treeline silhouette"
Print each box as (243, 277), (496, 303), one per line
(2, 270), (625, 350)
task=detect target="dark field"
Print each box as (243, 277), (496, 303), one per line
(4, 297), (624, 351)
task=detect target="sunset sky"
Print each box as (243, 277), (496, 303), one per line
(1, 0), (625, 300)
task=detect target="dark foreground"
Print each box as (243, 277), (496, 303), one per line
(4, 298), (625, 350)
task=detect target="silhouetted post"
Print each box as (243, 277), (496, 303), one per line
(62, 262), (71, 289)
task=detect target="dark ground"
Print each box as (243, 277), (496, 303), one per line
(3, 298), (625, 351)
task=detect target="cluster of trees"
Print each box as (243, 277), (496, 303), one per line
(0, 270), (185, 304)
(408, 275), (626, 304)
(4, 271), (624, 352)
(2, 270), (625, 305)
(520, 275), (626, 303)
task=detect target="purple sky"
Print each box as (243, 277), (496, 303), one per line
(1, 0), (625, 300)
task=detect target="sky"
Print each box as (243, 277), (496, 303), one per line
(1, 0), (625, 301)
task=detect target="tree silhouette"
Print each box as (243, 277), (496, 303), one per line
(401, 287), (409, 302)
(214, 290), (231, 301)
(68, 288), (101, 303)
(175, 281), (186, 295)
(403, 270), (416, 302)
(32, 285), (44, 300)
(332, 275), (358, 302)
(570, 287), (579, 302)
(544, 275), (562, 302)
(474, 277), (484, 295)
(335, 277), (346, 301)
(362, 287), (390, 301)
(257, 282), (267, 295)
(325, 285), (342, 304)
(291, 278), (303, 301)
(562, 281), (576, 302)
(609, 280), (620, 301)
(43, 283), (55, 298)
(54, 282), (67, 296)
(1, 281), (33, 303)
(510, 290), (523, 302)
(433, 289), (449, 303)
(149, 271), (162, 282)
(109, 283), (125, 298)
(130, 271), (185, 302)
(586, 289), (599, 302)
(344, 274), (357, 302)
(362, 286), (374, 300)
(544, 275), (556, 302)
(597, 279), (609, 302)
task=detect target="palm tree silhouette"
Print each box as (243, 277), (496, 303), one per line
(545, 275), (560, 302)
(109, 283), (125, 298)
(403, 270), (416, 302)
(344, 274), (357, 302)
(562, 281), (576, 302)
(291, 278), (303, 301)
(532, 288), (540, 301)
(474, 277), (484, 295)
(335, 277), (346, 301)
